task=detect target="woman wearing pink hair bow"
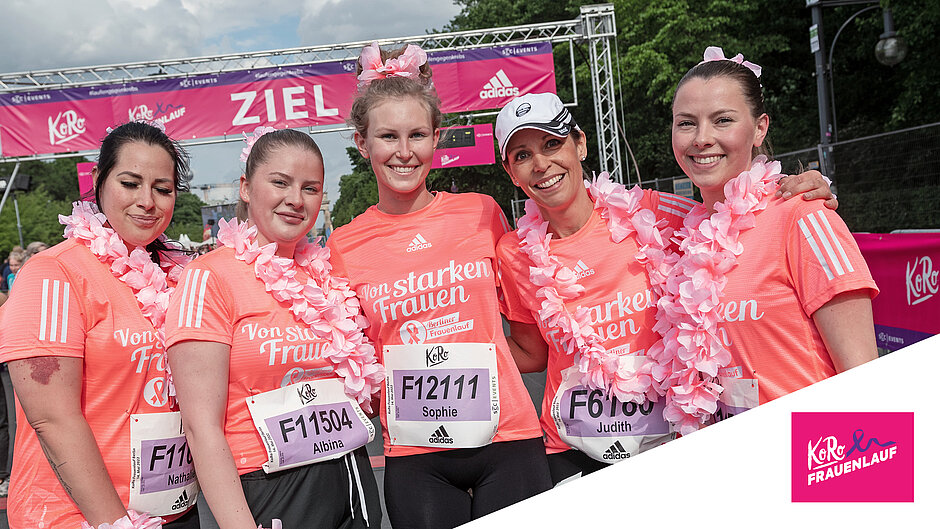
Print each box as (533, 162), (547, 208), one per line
(166, 128), (384, 528)
(662, 46), (877, 430)
(493, 55), (842, 482)
(327, 43), (552, 528)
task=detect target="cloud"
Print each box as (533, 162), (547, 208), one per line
(1, 0), (463, 206)
(298, 0), (460, 46)
(0, 0), (205, 72)
(1, 0), (461, 73)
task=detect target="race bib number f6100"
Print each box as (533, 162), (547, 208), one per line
(385, 342), (499, 448)
(552, 363), (674, 463)
(129, 412), (199, 515)
(247, 378), (374, 473)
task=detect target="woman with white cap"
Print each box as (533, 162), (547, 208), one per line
(494, 91), (838, 484)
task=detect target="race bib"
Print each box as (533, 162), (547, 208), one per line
(552, 362), (674, 463)
(247, 378), (374, 474)
(384, 342), (499, 448)
(715, 374), (759, 422)
(129, 412), (199, 516)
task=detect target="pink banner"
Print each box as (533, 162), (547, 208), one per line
(0, 43), (555, 157)
(76, 161), (96, 199)
(431, 124), (495, 169)
(854, 232), (940, 351)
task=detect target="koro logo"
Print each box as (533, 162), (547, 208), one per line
(791, 412), (913, 502)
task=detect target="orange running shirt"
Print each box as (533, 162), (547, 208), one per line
(497, 190), (693, 454)
(327, 192), (542, 457)
(165, 247), (338, 474)
(0, 239), (181, 528)
(716, 197), (878, 409)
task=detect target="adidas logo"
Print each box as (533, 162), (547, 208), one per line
(479, 69), (520, 99)
(602, 440), (630, 460)
(428, 425), (455, 444)
(170, 489), (191, 511)
(407, 233), (432, 253)
(573, 260), (595, 279)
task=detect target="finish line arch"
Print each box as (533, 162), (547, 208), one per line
(0, 4), (625, 186)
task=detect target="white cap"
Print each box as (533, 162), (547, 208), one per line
(495, 92), (577, 160)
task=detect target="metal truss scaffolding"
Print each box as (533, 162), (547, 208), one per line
(0, 4), (624, 181)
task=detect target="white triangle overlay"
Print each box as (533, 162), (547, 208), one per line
(462, 335), (939, 527)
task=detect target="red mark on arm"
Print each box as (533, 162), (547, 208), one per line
(26, 357), (61, 385)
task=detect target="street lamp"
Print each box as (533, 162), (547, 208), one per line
(807, 1), (908, 172)
(875, 7), (908, 66)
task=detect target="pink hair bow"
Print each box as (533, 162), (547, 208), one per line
(240, 125), (276, 163)
(357, 43), (427, 87)
(701, 46), (762, 78)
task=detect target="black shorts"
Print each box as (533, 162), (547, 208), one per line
(240, 446), (382, 528)
(383, 437), (551, 529)
(164, 504), (200, 529)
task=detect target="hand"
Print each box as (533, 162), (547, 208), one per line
(775, 170), (839, 210)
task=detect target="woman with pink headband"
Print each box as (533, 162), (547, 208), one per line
(327, 43), (551, 528)
(494, 84), (841, 483)
(166, 128), (383, 528)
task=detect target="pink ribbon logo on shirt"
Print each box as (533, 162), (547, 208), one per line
(399, 319), (427, 345)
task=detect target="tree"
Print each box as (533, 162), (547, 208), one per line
(0, 188), (72, 260)
(166, 191), (206, 242)
(333, 0), (939, 230)
(0, 156), (88, 203)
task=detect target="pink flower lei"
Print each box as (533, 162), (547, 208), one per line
(60, 201), (190, 345)
(515, 173), (673, 406)
(62, 201), (187, 528)
(646, 156), (782, 434)
(216, 218), (385, 411)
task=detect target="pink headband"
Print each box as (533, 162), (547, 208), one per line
(240, 125), (276, 163)
(357, 42), (428, 87)
(701, 46), (762, 78)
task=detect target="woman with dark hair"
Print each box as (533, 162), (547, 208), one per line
(0, 121), (199, 528)
(166, 128), (383, 528)
(661, 47), (877, 428)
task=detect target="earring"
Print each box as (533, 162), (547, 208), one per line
(580, 156), (586, 161)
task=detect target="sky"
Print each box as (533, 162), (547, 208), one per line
(0, 0), (463, 209)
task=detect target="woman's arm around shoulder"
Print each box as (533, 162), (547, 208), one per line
(777, 169), (839, 210)
(507, 319), (549, 373)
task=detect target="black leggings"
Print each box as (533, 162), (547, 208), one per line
(546, 449), (608, 486)
(383, 437), (551, 529)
